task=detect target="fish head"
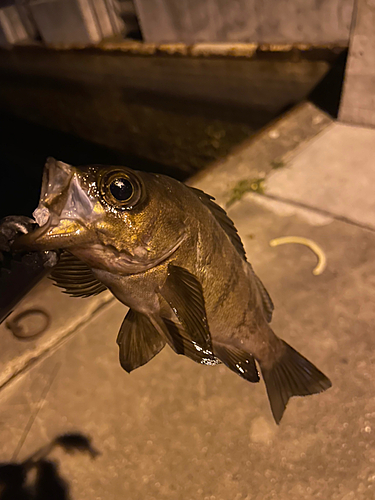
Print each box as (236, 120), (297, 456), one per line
(16, 158), (186, 273)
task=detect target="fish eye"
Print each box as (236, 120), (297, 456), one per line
(109, 178), (133, 201)
(99, 169), (143, 209)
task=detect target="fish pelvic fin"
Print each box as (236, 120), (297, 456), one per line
(117, 309), (166, 373)
(260, 340), (332, 424)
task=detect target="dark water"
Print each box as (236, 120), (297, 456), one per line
(0, 111), (174, 219)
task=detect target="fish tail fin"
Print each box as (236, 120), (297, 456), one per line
(260, 340), (332, 424)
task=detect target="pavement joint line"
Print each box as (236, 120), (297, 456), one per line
(258, 192), (375, 233)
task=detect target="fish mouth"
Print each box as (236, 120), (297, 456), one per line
(13, 158), (98, 251)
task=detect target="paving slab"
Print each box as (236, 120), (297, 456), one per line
(0, 196), (374, 500)
(264, 122), (375, 230)
(0, 275), (113, 389)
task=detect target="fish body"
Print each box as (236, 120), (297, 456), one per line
(16, 158), (331, 423)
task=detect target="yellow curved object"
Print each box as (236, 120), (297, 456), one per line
(269, 236), (327, 276)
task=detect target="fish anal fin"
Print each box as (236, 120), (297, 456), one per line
(214, 343), (260, 383)
(160, 264), (214, 357)
(260, 340), (332, 424)
(50, 251), (106, 298)
(117, 309), (166, 373)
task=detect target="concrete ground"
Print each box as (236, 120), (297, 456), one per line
(0, 103), (374, 499)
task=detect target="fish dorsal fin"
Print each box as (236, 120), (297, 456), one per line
(159, 264), (214, 359)
(254, 274), (274, 323)
(247, 263), (274, 322)
(189, 187), (247, 261)
(117, 309), (166, 372)
(50, 251), (107, 298)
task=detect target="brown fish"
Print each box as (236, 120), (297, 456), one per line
(16, 158), (331, 423)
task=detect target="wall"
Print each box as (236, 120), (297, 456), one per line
(134, 0), (354, 44)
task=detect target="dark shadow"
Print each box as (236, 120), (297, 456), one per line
(0, 433), (99, 500)
(33, 460), (68, 500)
(309, 50), (348, 118)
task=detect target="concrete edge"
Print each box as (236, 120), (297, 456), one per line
(4, 41), (346, 59)
(190, 102), (334, 204)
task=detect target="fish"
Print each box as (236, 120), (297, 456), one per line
(15, 158), (331, 423)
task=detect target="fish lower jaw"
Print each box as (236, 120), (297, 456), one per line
(12, 215), (90, 251)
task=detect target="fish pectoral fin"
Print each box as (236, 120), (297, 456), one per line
(50, 251), (107, 298)
(116, 309), (166, 373)
(162, 317), (220, 366)
(213, 343), (260, 383)
(260, 340), (332, 425)
(159, 264), (213, 354)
